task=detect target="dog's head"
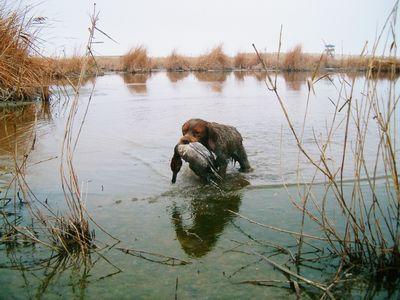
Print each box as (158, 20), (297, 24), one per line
(180, 118), (217, 151)
(171, 119), (218, 184)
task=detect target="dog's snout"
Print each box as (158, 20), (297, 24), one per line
(180, 136), (191, 144)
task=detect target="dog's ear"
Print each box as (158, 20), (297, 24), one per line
(182, 121), (189, 135)
(170, 145), (182, 183)
(206, 124), (217, 151)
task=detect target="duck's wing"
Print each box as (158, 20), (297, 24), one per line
(190, 143), (222, 181)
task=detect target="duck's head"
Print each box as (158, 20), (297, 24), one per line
(170, 144), (183, 183)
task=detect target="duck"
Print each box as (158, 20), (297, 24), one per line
(170, 142), (222, 184)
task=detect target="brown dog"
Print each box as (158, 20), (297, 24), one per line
(171, 118), (251, 178)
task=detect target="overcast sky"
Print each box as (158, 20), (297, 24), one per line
(26, 0), (399, 57)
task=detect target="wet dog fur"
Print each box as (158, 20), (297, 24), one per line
(172, 118), (251, 177)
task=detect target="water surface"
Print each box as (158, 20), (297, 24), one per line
(0, 71), (398, 299)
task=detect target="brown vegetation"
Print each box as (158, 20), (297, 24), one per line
(164, 50), (191, 71)
(97, 55), (123, 72)
(46, 55), (97, 78)
(195, 45), (232, 71)
(239, 6), (400, 295)
(95, 50), (400, 75)
(122, 45), (151, 73)
(282, 44), (309, 71)
(233, 52), (259, 69)
(0, 5), (49, 101)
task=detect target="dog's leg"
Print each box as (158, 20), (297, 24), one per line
(215, 153), (228, 177)
(235, 143), (251, 172)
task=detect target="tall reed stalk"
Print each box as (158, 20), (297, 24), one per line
(1, 4), (119, 257)
(246, 1), (400, 294)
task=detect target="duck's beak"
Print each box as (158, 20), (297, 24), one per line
(171, 171), (178, 183)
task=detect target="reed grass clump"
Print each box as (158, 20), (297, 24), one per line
(47, 55), (97, 78)
(164, 50), (191, 71)
(195, 45), (232, 71)
(0, 5), (49, 102)
(122, 45), (151, 73)
(233, 52), (259, 70)
(282, 44), (307, 71)
(49, 216), (93, 255)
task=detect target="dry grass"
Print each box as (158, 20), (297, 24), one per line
(122, 45), (151, 73)
(93, 51), (400, 74)
(233, 52), (259, 69)
(1, 5), (105, 257)
(195, 45), (232, 71)
(241, 3), (400, 295)
(96, 55), (123, 72)
(164, 50), (191, 71)
(0, 4), (49, 102)
(282, 44), (308, 71)
(46, 55), (97, 78)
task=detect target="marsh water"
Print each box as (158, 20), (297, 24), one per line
(0, 71), (399, 299)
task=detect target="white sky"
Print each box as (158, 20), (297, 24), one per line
(25, 0), (399, 57)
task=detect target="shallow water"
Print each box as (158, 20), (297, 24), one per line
(0, 71), (399, 299)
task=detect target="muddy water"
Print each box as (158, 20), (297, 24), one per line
(0, 72), (398, 299)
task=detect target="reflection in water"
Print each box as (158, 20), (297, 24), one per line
(122, 73), (151, 94)
(172, 192), (241, 257)
(34, 255), (91, 299)
(282, 72), (308, 91)
(52, 76), (97, 89)
(0, 104), (37, 159)
(167, 71), (190, 83)
(0, 102), (52, 155)
(233, 71), (246, 81)
(194, 71), (228, 82)
(194, 71), (229, 93)
(171, 176), (249, 258)
(347, 71), (400, 81)
(250, 71), (267, 82)
(1, 248), (100, 299)
(234, 71), (268, 83)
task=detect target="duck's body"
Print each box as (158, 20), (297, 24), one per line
(171, 142), (221, 183)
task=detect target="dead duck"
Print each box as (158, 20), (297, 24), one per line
(170, 142), (222, 184)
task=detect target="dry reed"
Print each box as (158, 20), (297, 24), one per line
(195, 45), (232, 71)
(47, 55), (97, 78)
(1, 4), (111, 256)
(122, 45), (151, 73)
(241, 1), (400, 296)
(282, 44), (308, 71)
(164, 50), (191, 71)
(0, 3), (49, 101)
(233, 52), (259, 69)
